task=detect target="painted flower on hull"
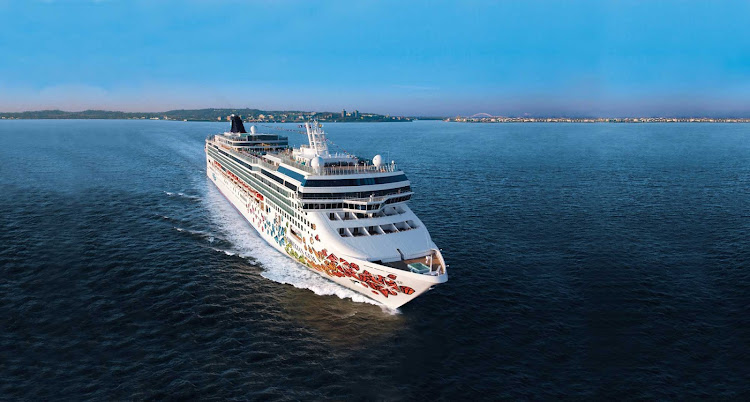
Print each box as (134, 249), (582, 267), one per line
(290, 240), (415, 298)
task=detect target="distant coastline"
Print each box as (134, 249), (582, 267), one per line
(2, 109), (749, 123)
(0, 109), (412, 123)
(446, 116), (750, 123)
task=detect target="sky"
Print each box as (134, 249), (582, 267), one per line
(1, 0), (749, 117)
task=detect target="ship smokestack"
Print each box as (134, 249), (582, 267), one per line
(230, 114), (247, 133)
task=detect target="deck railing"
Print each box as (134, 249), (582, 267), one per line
(231, 149), (279, 171)
(320, 164), (397, 175)
(214, 138), (398, 176)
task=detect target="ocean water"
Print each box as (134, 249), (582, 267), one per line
(1, 119), (749, 399)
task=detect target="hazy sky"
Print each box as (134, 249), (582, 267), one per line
(1, 0), (749, 116)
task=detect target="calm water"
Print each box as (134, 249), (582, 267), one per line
(1, 120), (749, 399)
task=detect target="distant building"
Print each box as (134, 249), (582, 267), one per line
(341, 109), (346, 118)
(353, 110), (359, 118)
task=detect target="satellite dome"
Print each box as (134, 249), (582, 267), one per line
(372, 154), (383, 167)
(311, 156), (324, 173)
(250, 125), (257, 134)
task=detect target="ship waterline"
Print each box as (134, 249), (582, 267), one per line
(205, 116), (447, 308)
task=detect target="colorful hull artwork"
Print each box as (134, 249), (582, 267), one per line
(286, 242), (415, 298)
(206, 161), (444, 308)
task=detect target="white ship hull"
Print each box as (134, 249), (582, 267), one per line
(207, 162), (446, 309)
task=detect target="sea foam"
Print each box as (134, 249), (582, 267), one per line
(202, 184), (382, 306)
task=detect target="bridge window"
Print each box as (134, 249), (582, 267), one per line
(303, 174), (408, 187)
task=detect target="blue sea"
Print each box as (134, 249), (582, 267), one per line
(1, 120), (749, 399)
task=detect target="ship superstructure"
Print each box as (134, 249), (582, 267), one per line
(205, 115), (447, 308)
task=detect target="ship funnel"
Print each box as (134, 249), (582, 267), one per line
(230, 114), (247, 133)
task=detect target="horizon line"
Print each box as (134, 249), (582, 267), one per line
(3, 108), (750, 120)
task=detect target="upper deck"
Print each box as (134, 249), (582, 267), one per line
(207, 116), (413, 214)
(261, 149), (398, 176)
(209, 117), (399, 178)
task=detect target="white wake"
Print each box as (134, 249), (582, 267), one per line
(202, 183), (382, 306)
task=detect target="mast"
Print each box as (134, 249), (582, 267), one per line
(304, 120), (329, 157)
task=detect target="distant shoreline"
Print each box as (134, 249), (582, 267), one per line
(0, 117), (414, 123)
(2, 117), (749, 123)
(2, 109), (749, 123)
(0, 108), (413, 123)
(446, 117), (750, 123)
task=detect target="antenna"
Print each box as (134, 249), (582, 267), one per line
(304, 119), (329, 157)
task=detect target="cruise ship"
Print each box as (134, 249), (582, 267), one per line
(205, 115), (447, 308)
